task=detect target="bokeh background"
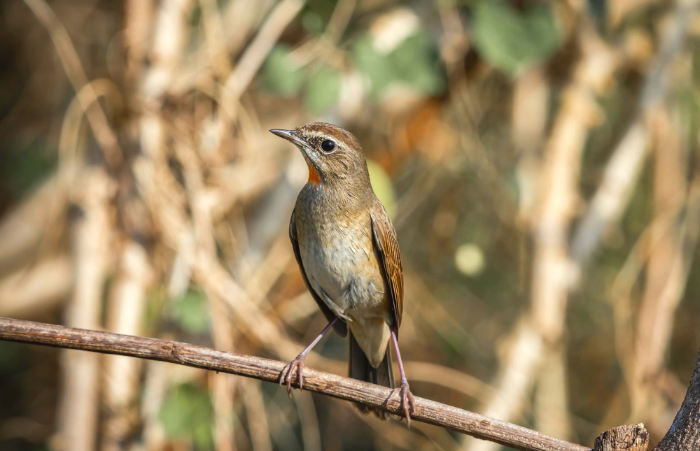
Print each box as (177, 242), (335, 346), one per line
(1, 0), (700, 450)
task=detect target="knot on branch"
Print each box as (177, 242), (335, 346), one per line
(169, 343), (182, 362)
(594, 424), (649, 451)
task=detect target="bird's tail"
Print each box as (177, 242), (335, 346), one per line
(348, 331), (394, 420)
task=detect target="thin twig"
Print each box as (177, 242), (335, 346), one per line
(570, 0), (700, 270)
(22, 0), (122, 167)
(0, 317), (591, 451)
(220, 0), (306, 116)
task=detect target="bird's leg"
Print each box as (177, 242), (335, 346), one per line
(280, 317), (338, 397)
(388, 329), (416, 426)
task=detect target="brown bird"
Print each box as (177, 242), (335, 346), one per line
(270, 122), (416, 423)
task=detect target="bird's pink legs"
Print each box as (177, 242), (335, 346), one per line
(280, 317), (338, 397)
(388, 329), (416, 426)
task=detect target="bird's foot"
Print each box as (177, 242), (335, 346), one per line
(388, 380), (416, 427)
(279, 354), (306, 397)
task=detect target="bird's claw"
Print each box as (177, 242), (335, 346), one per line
(388, 381), (416, 427)
(279, 355), (306, 398)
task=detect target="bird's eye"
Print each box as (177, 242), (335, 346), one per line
(321, 140), (336, 152)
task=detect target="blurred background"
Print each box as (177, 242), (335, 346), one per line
(1, 0), (699, 450)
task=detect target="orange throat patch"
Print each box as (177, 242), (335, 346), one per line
(307, 161), (322, 186)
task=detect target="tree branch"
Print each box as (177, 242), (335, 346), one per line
(0, 317), (590, 451)
(654, 348), (700, 451)
(591, 348), (700, 451)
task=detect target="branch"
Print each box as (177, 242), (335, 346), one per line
(591, 348), (700, 451)
(654, 348), (700, 451)
(0, 317), (589, 451)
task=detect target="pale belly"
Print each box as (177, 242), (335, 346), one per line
(297, 215), (391, 367)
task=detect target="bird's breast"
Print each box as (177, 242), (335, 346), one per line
(295, 198), (387, 318)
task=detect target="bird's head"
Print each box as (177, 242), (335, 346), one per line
(270, 122), (370, 189)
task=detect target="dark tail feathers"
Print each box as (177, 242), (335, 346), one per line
(348, 331), (394, 419)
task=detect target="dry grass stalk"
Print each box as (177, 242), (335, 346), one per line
(22, 0), (122, 167)
(535, 347), (573, 441)
(103, 241), (152, 451)
(0, 256), (71, 318)
(466, 321), (544, 451)
(4, 0), (699, 449)
(220, 0), (307, 117)
(631, 108), (700, 434)
(570, 0), (700, 271)
(631, 108), (686, 421)
(240, 379), (273, 451)
(466, 20), (618, 451)
(55, 168), (113, 451)
(0, 177), (69, 276)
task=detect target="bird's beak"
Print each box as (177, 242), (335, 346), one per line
(270, 129), (306, 147)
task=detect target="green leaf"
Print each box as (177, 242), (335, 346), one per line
(170, 289), (210, 334)
(389, 33), (445, 95)
(367, 160), (396, 219)
(261, 45), (305, 97)
(301, 10), (324, 34)
(472, 0), (562, 76)
(160, 383), (214, 450)
(304, 65), (342, 113)
(352, 35), (395, 96)
(352, 31), (445, 98)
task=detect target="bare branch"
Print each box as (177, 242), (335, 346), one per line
(654, 349), (700, 451)
(592, 349), (700, 451)
(0, 317), (590, 451)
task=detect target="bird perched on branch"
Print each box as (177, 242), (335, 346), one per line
(270, 122), (416, 424)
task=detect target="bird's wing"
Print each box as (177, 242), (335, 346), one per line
(289, 209), (347, 336)
(370, 204), (404, 334)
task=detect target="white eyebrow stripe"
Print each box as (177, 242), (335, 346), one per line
(302, 129), (352, 149)
(306, 131), (332, 140)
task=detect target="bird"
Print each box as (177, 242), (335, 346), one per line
(270, 122), (416, 424)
